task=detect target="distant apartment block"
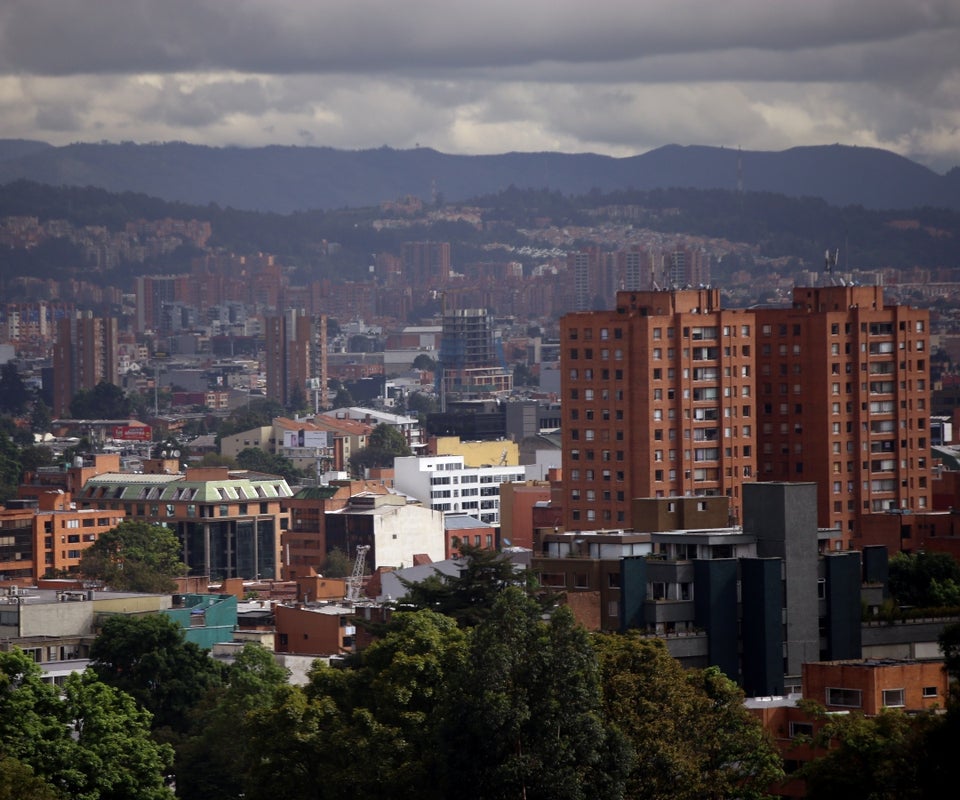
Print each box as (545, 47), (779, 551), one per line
(52, 312), (120, 417)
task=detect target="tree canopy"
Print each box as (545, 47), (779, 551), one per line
(0, 647), (174, 800)
(89, 613), (225, 736)
(348, 422), (412, 474)
(69, 381), (132, 420)
(888, 551), (960, 608)
(235, 447), (304, 483)
(78, 519), (186, 592)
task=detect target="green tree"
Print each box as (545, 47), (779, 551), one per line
(29, 400), (52, 435)
(412, 353), (436, 371)
(0, 756), (58, 800)
(89, 614), (225, 736)
(888, 551), (960, 608)
(322, 546), (352, 578)
(593, 632), (782, 800)
(69, 381), (132, 419)
(348, 422), (411, 474)
(0, 432), (21, 503)
(214, 398), (284, 443)
(78, 519), (187, 592)
(235, 447), (304, 483)
(397, 542), (546, 628)
(176, 644), (290, 800)
(801, 705), (935, 800)
(151, 436), (190, 464)
(245, 610), (468, 800)
(18, 444), (54, 476)
(0, 362), (29, 415)
(406, 391), (438, 418)
(443, 589), (628, 800)
(0, 648), (174, 800)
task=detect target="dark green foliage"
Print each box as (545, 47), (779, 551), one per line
(214, 399), (284, 442)
(0, 363), (29, 415)
(801, 705), (938, 800)
(78, 519), (187, 592)
(443, 590), (629, 800)
(396, 542), (549, 627)
(348, 422), (412, 474)
(89, 614), (225, 736)
(888, 551), (960, 608)
(235, 447), (304, 483)
(0, 756), (58, 800)
(175, 644), (289, 800)
(68, 381), (131, 420)
(29, 401), (52, 434)
(594, 633), (782, 800)
(411, 353), (436, 371)
(0, 431), (22, 503)
(322, 546), (352, 578)
(0, 648), (174, 799)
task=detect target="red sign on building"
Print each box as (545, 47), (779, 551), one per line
(111, 425), (152, 441)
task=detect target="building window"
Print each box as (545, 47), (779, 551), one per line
(826, 687), (862, 708)
(922, 686), (938, 698)
(789, 721), (814, 739)
(882, 689), (905, 708)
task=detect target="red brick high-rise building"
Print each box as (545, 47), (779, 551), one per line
(265, 309), (328, 411)
(52, 313), (120, 417)
(561, 288), (756, 530)
(754, 285), (931, 547)
(560, 284), (931, 539)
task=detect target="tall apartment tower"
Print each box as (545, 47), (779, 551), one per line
(561, 284), (931, 540)
(753, 285), (931, 546)
(560, 289), (756, 531)
(401, 241), (450, 292)
(52, 313), (120, 417)
(438, 308), (512, 408)
(265, 309), (328, 410)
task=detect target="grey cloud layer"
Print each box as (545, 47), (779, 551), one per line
(1, 1), (958, 170)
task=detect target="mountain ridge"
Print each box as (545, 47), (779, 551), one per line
(0, 140), (956, 214)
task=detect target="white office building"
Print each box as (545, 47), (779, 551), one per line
(393, 455), (526, 526)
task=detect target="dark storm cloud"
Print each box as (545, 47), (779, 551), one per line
(2, 1), (957, 77)
(0, 1), (957, 170)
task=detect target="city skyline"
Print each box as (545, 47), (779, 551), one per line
(1, 1), (959, 172)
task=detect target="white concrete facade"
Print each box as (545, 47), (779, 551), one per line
(393, 455), (526, 526)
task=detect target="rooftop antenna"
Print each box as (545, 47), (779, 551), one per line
(824, 248), (839, 285)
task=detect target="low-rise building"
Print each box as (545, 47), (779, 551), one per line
(324, 492), (445, 570)
(75, 466), (292, 580)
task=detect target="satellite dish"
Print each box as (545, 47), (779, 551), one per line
(173, 450), (181, 458)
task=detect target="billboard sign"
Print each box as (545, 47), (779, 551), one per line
(283, 429), (329, 449)
(111, 425), (152, 441)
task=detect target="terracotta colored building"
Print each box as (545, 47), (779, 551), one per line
(274, 602), (358, 656)
(560, 288), (755, 531)
(52, 313), (119, 417)
(754, 285), (931, 547)
(499, 480), (553, 550)
(280, 480), (391, 581)
(561, 285), (931, 540)
(0, 492), (125, 583)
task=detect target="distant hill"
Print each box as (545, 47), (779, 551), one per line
(0, 140), (957, 214)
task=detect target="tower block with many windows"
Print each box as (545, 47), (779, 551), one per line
(561, 289), (756, 530)
(754, 285), (930, 546)
(265, 309), (328, 411)
(561, 285), (931, 540)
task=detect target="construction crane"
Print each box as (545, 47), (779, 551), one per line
(346, 545), (370, 603)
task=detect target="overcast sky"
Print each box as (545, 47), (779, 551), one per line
(2, 0), (958, 171)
